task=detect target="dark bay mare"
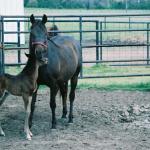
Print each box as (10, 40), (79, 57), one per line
(0, 50), (47, 140)
(29, 14), (81, 129)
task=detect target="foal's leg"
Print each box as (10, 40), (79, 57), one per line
(29, 87), (39, 128)
(0, 123), (5, 136)
(50, 85), (59, 129)
(58, 81), (68, 118)
(0, 92), (9, 106)
(0, 92), (9, 136)
(23, 94), (32, 140)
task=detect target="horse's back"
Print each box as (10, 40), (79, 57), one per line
(47, 35), (81, 81)
(50, 35), (81, 59)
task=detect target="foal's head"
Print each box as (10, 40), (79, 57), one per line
(29, 14), (48, 64)
(25, 52), (46, 66)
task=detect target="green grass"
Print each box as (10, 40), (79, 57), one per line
(78, 77), (150, 91)
(5, 65), (150, 91)
(83, 64), (150, 76)
(77, 64), (150, 91)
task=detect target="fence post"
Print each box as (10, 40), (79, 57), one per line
(104, 16), (106, 29)
(96, 21), (99, 63)
(129, 17), (131, 29)
(79, 16), (83, 78)
(0, 16), (4, 74)
(147, 23), (149, 65)
(17, 20), (21, 64)
(100, 22), (103, 61)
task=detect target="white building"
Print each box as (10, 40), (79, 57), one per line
(0, 0), (25, 44)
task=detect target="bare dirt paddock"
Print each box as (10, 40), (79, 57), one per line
(1, 89), (150, 150)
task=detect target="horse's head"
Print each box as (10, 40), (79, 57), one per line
(29, 14), (48, 64)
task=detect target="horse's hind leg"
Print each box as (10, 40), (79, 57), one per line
(50, 84), (59, 129)
(58, 81), (68, 118)
(29, 87), (39, 128)
(69, 68), (80, 123)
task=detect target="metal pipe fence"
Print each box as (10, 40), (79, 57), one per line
(0, 14), (150, 78)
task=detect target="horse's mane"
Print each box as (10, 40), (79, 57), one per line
(47, 24), (59, 38)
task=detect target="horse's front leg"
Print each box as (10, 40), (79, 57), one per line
(23, 94), (32, 140)
(50, 85), (59, 129)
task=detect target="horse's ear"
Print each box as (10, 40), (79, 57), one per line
(42, 14), (47, 24)
(25, 53), (30, 58)
(30, 14), (35, 24)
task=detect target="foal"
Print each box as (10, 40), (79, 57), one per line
(0, 53), (45, 140)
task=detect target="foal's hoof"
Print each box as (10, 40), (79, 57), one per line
(0, 128), (5, 136)
(0, 131), (5, 136)
(26, 135), (32, 141)
(29, 131), (33, 137)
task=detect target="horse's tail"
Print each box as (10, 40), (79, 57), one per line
(48, 24), (59, 38)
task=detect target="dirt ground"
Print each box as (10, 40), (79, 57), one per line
(1, 89), (150, 150)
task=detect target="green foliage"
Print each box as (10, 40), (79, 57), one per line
(111, 1), (125, 9)
(24, 0), (150, 9)
(129, 1), (150, 10)
(37, 0), (62, 8)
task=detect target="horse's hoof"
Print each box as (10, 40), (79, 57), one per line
(61, 115), (67, 119)
(68, 119), (73, 123)
(51, 126), (56, 129)
(51, 124), (56, 129)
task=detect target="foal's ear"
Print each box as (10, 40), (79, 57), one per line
(42, 14), (47, 24)
(25, 53), (30, 58)
(30, 14), (35, 24)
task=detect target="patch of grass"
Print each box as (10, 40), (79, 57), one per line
(4, 65), (150, 91)
(78, 77), (150, 91)
(83, 64), (150, 77)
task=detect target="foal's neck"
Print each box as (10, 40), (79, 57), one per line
(22, 57), (40, 78)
